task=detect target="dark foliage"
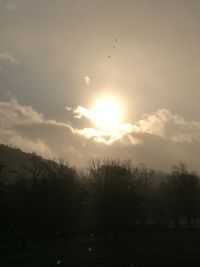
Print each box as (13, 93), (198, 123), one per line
(1, 145), (200, 250)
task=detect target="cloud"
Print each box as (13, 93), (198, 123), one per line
(73, 105), (200, 145)
(0, 99), (200, 171)
(73, 106), (200, 170)
(0, 99), (83, 163)
(171, 133), (200, 143)
(137, 109), (172, 137)
(0, 53), (18, 64)
(84, 76), (90, 86)
(136, 109), (200, 140)
(74, 105), (137, 143)
(74, 106), (92, 120)
(65, 106), (72, 111)
(0, 99), (43, 128)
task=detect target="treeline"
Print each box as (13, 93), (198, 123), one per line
(0, 157), (200, 248)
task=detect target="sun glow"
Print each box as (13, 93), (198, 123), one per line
(91, 98), (121, 130)
(74, 97), (135, 144)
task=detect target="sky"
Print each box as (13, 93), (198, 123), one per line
(1, 0), (200, 171)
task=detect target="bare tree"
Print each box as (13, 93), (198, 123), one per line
(89, 159), (131, 240)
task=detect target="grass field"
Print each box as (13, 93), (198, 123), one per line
(1, 231), (200, 266)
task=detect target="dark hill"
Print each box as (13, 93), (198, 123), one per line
(0, 144), (41, 183)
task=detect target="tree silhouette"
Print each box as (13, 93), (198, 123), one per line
(1, 144), (200, 250)
(89, 159), (132, 240)
(164, 162), (200, 229)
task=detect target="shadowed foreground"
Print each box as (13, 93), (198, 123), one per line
(1, 149), (200, 266)
(1, 231), (200, 267)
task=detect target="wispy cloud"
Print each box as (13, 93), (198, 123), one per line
(0, 53), (18, 64)
(65, 106), (72, 111)
(0, 99), (44, 128)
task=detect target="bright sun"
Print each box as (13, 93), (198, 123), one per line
(91, 98), (122, 130)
